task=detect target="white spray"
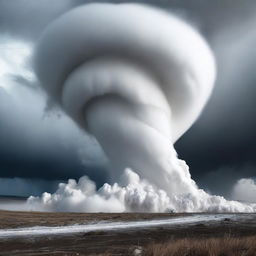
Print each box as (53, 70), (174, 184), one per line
(31, 3), (256, 212)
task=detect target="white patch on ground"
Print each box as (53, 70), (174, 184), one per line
(0, 214), (237, 238)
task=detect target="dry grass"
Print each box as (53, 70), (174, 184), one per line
(0, 209), (183, 228)
(144, 236), (256, 256)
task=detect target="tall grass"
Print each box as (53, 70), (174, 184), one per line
(145, 236), (256, 256)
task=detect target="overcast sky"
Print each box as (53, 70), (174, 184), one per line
(0, 0), (256, 199)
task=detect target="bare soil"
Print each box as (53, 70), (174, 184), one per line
(0, 210), (185, 229)
(0, 211), (255, 256)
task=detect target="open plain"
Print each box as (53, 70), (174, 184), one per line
(0, 210), (255, 255)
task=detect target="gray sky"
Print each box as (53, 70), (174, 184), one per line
(0, 0), (256, 198)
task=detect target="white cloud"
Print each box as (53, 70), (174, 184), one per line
(0, 38), (34, 90)
(27, 168), (256, 213)
(1, 4), (256, 214)
(232, 178), (256, 203)
(28, 3), (256, 213)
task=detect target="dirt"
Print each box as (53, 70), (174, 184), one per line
(0, 211), (255, 256)
(0, 210), (186, 229)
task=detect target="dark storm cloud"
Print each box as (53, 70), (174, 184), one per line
(0, 0), (74, 40)
(0, 177), (62, 197)
(176, 12), (256, 194)
(0, 86), (108, 185)
(197, 165), (256, 200)
(0, 0), (256, 197)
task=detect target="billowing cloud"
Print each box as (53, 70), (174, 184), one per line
(232, 178), (256, 203)
(28, 168), (256, 213)
(0, 0), (256, 209)
(32, 3), (256, 212)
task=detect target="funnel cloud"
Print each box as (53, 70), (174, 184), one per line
(29, 3), (256, 212)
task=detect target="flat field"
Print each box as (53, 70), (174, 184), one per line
(0, 210), (255, 256)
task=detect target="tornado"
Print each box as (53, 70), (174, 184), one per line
(33, 3), (256, 212)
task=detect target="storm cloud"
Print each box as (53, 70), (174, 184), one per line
(0, 0), (256, 200)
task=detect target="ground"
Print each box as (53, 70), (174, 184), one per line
(0, 210), (255, 255)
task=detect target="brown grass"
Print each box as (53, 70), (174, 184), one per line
(144, 236), (256, 256)
(0, 209), (184, 228)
